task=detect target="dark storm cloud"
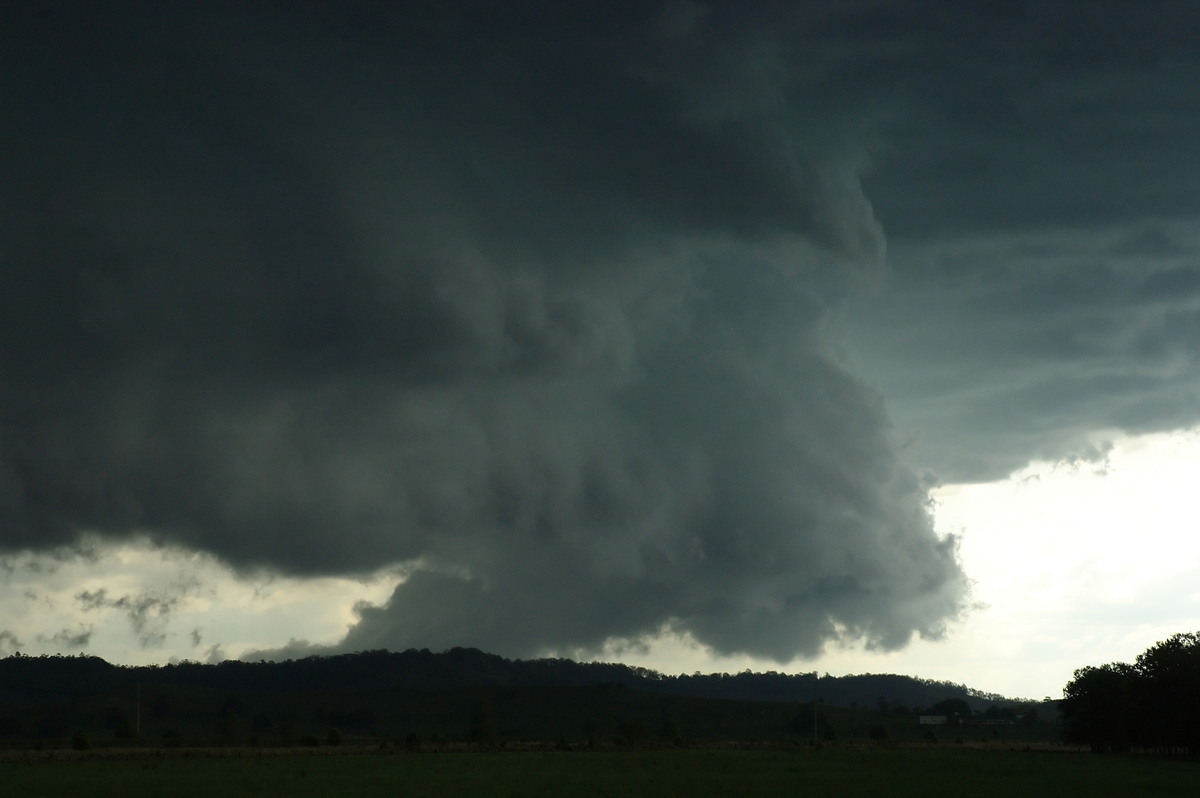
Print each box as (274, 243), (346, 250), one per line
(817, 2), (1200, 483)
(840, 1), (1200, 240)
(845, 222), (1200, 482)
(0, 0), (1035, 662)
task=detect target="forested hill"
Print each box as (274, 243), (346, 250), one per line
(0, 648), (1017, 711)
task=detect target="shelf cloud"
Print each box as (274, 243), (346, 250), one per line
(40, 1), (1200, 660)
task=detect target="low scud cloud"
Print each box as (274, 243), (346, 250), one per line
(0, 2), (969, 662)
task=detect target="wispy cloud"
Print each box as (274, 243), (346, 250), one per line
(36, 626), (93, 651)
(75, 588), (189, 649)
(0, 630), (23, 655)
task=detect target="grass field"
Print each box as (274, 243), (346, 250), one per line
(2, 746), (1198, 797)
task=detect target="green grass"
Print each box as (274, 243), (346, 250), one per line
(2, 747), (1197, 797)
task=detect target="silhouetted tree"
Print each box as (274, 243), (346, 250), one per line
(1132, 631), (1200, 753)
(1062, 632), (1200, 754)
(930, 697), (970, 717)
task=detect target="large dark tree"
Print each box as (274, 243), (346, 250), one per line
(1132, 631), (1200, 753)
(1061, 662), (1138, 753)
(1062, 632), (1200, 754)
(930, 697), (970, 717)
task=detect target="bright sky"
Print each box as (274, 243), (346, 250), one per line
(835, 428), (1200, 698)
(574, 428), (1200, 698)
(4, 427), (1198, 700)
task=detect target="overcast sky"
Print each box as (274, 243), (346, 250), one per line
(3, 1), (1199, 700)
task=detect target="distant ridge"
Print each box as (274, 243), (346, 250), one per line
(0, 647), (1024, 711)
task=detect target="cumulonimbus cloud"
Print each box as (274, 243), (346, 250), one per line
(0, 1), (966, 661)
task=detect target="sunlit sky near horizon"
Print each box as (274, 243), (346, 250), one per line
(4, 1), (1200, 703)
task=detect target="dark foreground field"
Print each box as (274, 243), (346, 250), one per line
(3, 746), (1198, 797)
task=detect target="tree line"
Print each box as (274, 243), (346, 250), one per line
(0, 646), (1013, 711)
(1061, 631), (1200, 754)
